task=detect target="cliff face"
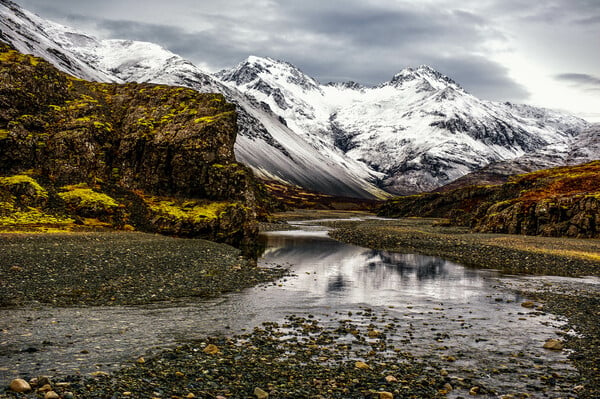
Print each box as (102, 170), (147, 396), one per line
(379, 161), (600, 238)
(0, 42), (259, 246)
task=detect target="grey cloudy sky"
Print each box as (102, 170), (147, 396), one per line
(16, 0), (600, 121)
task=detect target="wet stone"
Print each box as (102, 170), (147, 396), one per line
(9, 378), (31, 393)
(45, 391), (60, 399)
(254, 387), (269, 398)
(542, 339), (564, 350)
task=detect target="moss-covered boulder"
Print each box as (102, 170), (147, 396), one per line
(0, 42), (259, 246)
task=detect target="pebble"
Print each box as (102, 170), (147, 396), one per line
(90, 371), (110, 377)
(379, 391), (393, 399)
(203, 344), (220, 354)
(368, 329), (381, 338)
(44, 391), (60, 399)
(521, 301), (535, 308)
(355, 361), (370, 369)
(542, 339), (563, 350)
(38, 383), (53, 392)
(9, 378), (31, 393)
(254, 387), (269, 398)
(385, 375), (398, 383)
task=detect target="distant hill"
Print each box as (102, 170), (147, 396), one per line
(379, 161), (600, 238)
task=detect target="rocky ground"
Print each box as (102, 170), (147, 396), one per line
(326, 217), (600, 277)
(4, 314), (450, 399)
(0, 231), (286, 307)
(2, 215), (599, 398)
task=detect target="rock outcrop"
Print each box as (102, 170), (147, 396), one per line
(379, 161), (600, 238)
(0, 42), (259, 246)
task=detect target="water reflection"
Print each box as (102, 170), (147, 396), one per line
(259, 230), (490, 304)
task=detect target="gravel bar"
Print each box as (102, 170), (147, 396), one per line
(0, 231), (287, 307)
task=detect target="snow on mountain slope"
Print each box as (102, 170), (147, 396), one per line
(435, 123), (600, 191)
(218, 57), (590, 194)
(0, 0), (387, 198)
(1, 0), (590, 197)
(0, 0), (116, 82)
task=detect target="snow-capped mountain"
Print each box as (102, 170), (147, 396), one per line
(1, 0), (592, 197)
(436, 123), (600, 191)
(217, 57), (589, 194)
(0, 0), (387, 199)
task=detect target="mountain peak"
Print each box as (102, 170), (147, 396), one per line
(388, 65), (462, 91)
(217, 55), (321, 92)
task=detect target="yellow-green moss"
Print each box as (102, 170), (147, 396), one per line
(59, 186), (119, 211)
(0, 175), (48, 199)
(0, 208), (73, 227)
(93, 121), (113, 131)
(0, 50), (40, 66)
(194, 111), (235, 124)
(145, 197), (237, 223)
(0, 201), (15, 213)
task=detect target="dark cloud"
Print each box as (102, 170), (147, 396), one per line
(14, 0), (598, 105)
(430, 56), (531, 100)
(574, 15), (600, 25)
(555, 73), (600, 92)
(95, 11), (528, 101)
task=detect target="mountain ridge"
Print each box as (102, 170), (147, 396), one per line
(218, 55), (589, 194)
(1, 0), (593, 198)
(0, 0), (387, 199)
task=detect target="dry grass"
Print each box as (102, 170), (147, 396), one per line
(486, 236), (600, 263)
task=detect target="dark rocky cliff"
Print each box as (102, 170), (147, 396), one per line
(379, 161), (600, 238)
(0, 42), (260, 246)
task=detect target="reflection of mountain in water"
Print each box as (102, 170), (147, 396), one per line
(259, 231), (486, 301)
(365, 250), (450, 280)
(327, 274), (349, 292)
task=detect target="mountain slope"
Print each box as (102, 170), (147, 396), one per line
(0, 0), (386, 199)
(436, 123), (600, 191)
(0, 42), (260, 246)
(218, 57), (589, 194)
(378, 161), (600, 238)
(1, 0), (591, 197)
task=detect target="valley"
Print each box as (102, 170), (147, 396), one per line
(1, 213), (599, 398)
(0, 1), (599, 398)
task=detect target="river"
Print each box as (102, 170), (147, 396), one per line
(0, 219), (587, 397)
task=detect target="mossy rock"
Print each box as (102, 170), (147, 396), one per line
(0, 43), (260, 246)
(0, 174), (48, 207)
(58, 184), (119, 215)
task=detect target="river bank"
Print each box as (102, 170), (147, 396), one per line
(0, 231), (286, 307)
(325, 215), (600, 399)
(2, 214), (599, 398)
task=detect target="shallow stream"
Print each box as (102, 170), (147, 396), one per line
(1, 219), (593, 397)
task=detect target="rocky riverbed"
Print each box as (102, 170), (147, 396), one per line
(326, 216), (600, 399)
(0, 231), (287, 307)
(1, 215), (599, 398)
